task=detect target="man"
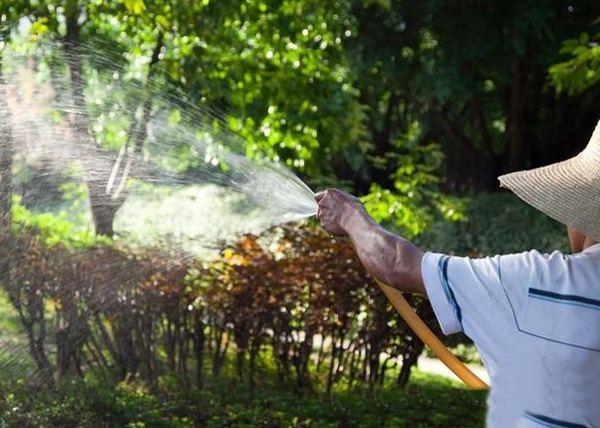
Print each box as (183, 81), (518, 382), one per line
(316, 120), (600, 427)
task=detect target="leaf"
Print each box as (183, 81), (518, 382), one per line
(29, 18), (48, 36)
(168, 109), (182, 125)
(124, 0), (146, 15)
(156, 15), (170, 30)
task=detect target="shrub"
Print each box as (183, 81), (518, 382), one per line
(419, 192), (569, 256)
(200, 225), (439, 393)
(2, 216), (440, 400)
(0, 372), (486, 427)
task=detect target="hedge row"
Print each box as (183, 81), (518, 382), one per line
(1, 223), (441, 395)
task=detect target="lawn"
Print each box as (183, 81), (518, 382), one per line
(0, 370), (487, 427)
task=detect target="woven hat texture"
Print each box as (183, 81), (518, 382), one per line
(499, 120), (600, 241)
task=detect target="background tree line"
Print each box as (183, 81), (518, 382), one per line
(3, 1), (598, 226)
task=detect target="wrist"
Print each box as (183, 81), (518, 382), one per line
(340, 204), (373, 237)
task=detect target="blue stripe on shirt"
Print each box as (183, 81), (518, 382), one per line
(528, 295), (600, 312)
(524, 412), (587, 428)
(528, 288), (600, 312)
(438, 255), (463, 330)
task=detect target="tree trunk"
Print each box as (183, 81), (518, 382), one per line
(397, 340), (424, 388)
(193, 311), (205, 388)
(236, 347), (245, 381)
(64, 1), (164, 236)
(65, 0), (120, 236)
(505, 58), (525, 172)
(0, 52), (13, 284)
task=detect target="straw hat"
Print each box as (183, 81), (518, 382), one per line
(498, 120), (600, 241)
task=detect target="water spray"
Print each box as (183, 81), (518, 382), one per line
(0, 39), (487, 390)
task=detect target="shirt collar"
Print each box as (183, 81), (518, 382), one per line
(582, 243), (600, 254)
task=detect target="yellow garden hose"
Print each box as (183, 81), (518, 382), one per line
(375, 278), (489, 390)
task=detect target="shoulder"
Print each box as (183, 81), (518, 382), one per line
(497, 249), (567, 282)
(422, 248), (576, 293)
(499, 248), (600, 284)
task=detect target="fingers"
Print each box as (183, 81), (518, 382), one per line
(316, 192), (331, 228)
(315, 190), (327, 203)
(314, 189), (351, 236)
(315, 188), (340, 205)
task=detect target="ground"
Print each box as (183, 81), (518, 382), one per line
(0, 289), (487, 427)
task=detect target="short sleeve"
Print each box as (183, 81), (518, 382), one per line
(421, 250), (561, 345)
(421, 252), (464, 335)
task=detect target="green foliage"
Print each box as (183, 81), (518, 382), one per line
(1, 372), (486, 427)
(362, 127), (466, 238)
(182, 0), (366, 179)
(11, 0), (597, 231)
(0, 289), (20, 335)
(451, 344), (483, 366)
(426, 343), (483, 366)
(1, 3), (596, 425)
(549, 21), (600, 95)
(124, 0), (147, 15)
(1, 377), (191, 427)
(12, 194), (108, 249)
(419, 192), (569, 256)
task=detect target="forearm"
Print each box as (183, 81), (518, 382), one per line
(342, 210), (425, 294)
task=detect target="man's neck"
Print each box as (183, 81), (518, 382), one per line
(583, 237), (598, 251)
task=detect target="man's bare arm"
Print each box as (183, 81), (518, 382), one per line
(315, 189), (425, 294)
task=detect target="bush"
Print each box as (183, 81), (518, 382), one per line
(8, 194), (543, 427)
(419, 192), (569, 256)
(0, 371), (487, 427)
(201, 225), (439, 393)
(1, 213), (441, 402)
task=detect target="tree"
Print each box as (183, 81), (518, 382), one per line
(345, 0), (599, 193)
(549, 18), (600, 95)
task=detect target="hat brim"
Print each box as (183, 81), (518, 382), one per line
(498, 154), (600, 241)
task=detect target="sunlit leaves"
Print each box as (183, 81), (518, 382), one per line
(124, 0), (146, 15)
(362, 128), (465, 238)
(29, 18), (49, 37)
(12, 195), (107, 249)
(168, 109), (182, 125)
(549, 29), (600, 95)
(155, 14), (170, 30)
(169, 0), (361, 178)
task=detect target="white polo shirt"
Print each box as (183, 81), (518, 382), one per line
(422, 244), (600, 428)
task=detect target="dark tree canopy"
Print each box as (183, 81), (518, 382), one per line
(7, 1), (598, 202)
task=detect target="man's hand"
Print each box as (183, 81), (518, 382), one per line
(315, 189), (367, 236)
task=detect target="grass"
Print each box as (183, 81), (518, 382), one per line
(199, 371), (487, 428)
(0, 369), (487, 427)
